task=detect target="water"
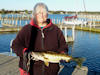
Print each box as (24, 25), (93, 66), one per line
(0, 33), (16, 52)
(74, 31), (100, 72)
(61, 30), (100, 75)
(70, 30), (100, 73)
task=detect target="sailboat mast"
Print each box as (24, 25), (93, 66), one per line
(83, 0), (86, 12)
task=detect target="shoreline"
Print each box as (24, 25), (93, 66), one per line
(0, 25), (100, 33)
(57, 24), (100, 33)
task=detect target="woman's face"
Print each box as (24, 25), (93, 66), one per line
(35, 7), (48, 24)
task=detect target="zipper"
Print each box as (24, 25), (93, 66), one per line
(41, 29), (44, 50)
(41, 29), (44, 38)
(41, 29), (45, 75)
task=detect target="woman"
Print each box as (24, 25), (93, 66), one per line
(12, 3), (68, 75)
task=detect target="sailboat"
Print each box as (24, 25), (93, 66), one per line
(63, 14), (87, 25)
(63, 0), (88, 25)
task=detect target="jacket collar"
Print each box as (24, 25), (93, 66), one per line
(30, 18), (53, 30)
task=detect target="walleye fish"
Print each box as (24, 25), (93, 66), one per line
(31, 51), (85, 67)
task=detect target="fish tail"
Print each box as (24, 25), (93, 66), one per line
(72, 57), (86, 67)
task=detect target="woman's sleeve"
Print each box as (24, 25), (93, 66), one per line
(12, 27), (27, 57)
(57, 28), (68, 54)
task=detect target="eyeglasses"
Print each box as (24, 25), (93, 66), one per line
(36, 12), (47, 16)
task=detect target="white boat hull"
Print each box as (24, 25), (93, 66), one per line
(64, 20), (87, 25)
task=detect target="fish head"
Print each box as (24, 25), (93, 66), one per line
(31, 52), (44, 61)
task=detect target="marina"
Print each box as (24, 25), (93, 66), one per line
(0, 14), (100, 75)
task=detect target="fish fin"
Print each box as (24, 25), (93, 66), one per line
(44, 61), (49, 67)
(46, 51), (56, 54)
(73, 57), (86, 67)
(43, 57), (49, 67)
(65, 60), (70, 62)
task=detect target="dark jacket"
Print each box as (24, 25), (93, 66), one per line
(12, 19), (68, 75)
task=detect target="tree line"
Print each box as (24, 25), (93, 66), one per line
(0, 9), (100, 15)
(0, 9), (32, 14)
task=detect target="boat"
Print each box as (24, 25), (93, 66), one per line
(63, 15), (88, 25)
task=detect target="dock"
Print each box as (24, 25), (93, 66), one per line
(0, 54), (20, 75)
(0, 27), (22, 32)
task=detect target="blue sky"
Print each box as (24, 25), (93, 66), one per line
(0, 0), (100, 11)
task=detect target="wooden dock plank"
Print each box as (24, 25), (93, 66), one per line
(0, 54), (20, 75)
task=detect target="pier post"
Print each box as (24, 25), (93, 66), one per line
(3, 18), (4, 24)
(54, 18), (55, 24)
(60, 24), (62, 31)
(58, 19), (60, 24)
(64, 26), (67, 42)
(59, 19), (61, 24)
(85, 19), (87, 27)
(72, 26), (75, 41)
(12, 19), (15, 25)
(8, 18), (10, 24)
(19, 19), (22, 26)
(4, 18), (6, 24)
(0, 14), (2, 20)
(25, 20), (28, 25)
(89, 22), (92, 30)
(15, 19), (18, 26)
(9, 19), (11, 25)
(62, 18), (64, 24)
(1, 17), (3, 24)
(7, 18), (9, 24)
(93, 21), (96, 28)
(81, 19), (83, 29)
(6, 18), (8, 24)
(57, 18), (58, 24)
(12, 16), (14, 25)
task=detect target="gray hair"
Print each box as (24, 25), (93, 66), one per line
(33, 3), (48, 14)
(32, 3), (48, 20)
(32, 3), (49, 24)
